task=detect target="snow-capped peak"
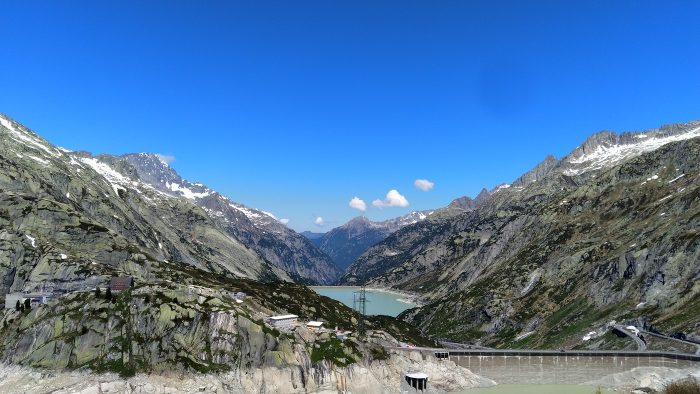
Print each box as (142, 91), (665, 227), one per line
(563, 122), (700, 176)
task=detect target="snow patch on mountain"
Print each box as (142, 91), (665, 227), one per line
(26, 155), (50, 165)
(79, 157), (132, 195)
(25, 234), (37, 248)
(228, 203), (277, 224)
(261, 211), (277, 219)
(1, 115), (60, 158)
(564, 126), (700, 175)
(668, 174), (686, 183)
(165, 182), (212, 200)
(493, 184), (511, 193)
(394, 211), (433, 226)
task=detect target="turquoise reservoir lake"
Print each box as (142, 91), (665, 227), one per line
(452, 384), (614, 394)
(310, 286), (417, 317)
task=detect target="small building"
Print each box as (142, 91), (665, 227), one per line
(306, 321), (324, 330)
(434, 351), (449, 360)
(4, 293), (24, 309)
(269, 314), (298, 329)
(4, 293), (53, 309)
(336, 331), (352, 340)
(223, 291), (247, 302)
(404, 372), (428, 392)
(109, 276), (134, 293)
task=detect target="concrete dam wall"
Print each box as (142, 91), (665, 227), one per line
(390, 348), (700, 385)
(446, 350), (700, 384)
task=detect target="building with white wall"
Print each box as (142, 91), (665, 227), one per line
(4, 293), (54, 309)
(269, 314), (298, 329)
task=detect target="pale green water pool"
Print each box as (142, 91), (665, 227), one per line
(310, 286), (416, 317)
(452, 384), (615, 393)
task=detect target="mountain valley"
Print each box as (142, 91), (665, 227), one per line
(341, 120), (700, 349)
(1, 113), (700, 392)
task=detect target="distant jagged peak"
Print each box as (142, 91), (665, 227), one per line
(120, 153), (213, 201)
(121, 153), (182, 183)
(301, 230), (325, 240)
(348, 215), (371, 224)
(474, 188), (491, 205)
(336, 211), (433, 234)
(511, 154), (559, 188)
(448, 187), (495, 211)
(448, 196), (476, 210)
(117, 152), (290, 231)
(562, 119), (700, 176)
(345, 215), (372, 227)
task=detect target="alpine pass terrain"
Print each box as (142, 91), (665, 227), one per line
(342, 120), (700, 349)
(306, 212), (432, 271)
(0, 114), (478, 392)
(0, 114), (338, 287)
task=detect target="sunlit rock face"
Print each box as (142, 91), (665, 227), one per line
(343, 119), (700, 348)
(311, 212), (433, 272)
(0, 114), (339, 289)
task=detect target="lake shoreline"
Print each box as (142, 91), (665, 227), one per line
(310, 285), (425, 308)
(310, 286), (423, 316)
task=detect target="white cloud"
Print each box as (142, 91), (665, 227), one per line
(349, 197), (367, 212)
(279, 218), (290, 225)
(155, 154), (176, 166)
(372, 189), (409, 208)
(314, 216), (325, 226)
(414, 179), (434, 191)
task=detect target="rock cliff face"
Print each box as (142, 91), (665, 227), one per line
(0, 277), (482, 393)
(343, 120), (700, 348)
(0, 114), (338, 291)
(120, 153), (340, 284)
(311, 212), (432, 272)
(0, 114), (467, 391)
(0, 115), (283, 299)
(0, 352), (491, 394)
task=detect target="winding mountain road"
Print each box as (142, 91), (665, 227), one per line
(640, 329), (700, 355)
(613, 325), (647, 351)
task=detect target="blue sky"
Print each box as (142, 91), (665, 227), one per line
(2, 1), (699, 232)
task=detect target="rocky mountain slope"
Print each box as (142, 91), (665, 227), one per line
(0, 114), (338, 287)
(0, 261), (456, 392)
(0, 114), (462, 390)
(118, 153), (339, 284)
(341, 120), (700, 348)
(0, 115), (289, 298)
(307, 212), (432, 271)
(338, 204), (484, 285)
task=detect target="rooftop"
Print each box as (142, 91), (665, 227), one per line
(109, 276), (134, 291)
(7, 292), (54, 297)
(270, 314), (298, 320)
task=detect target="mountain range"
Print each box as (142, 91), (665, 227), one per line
(0, 113), (433, 380)
(0, 114), (341, 296)
(305, 212), (433, 271)
(2, 112), (699, 357)
(341, 120), (700, 348)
